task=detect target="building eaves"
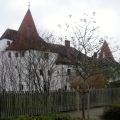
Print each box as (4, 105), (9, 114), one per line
(0, 29), (17, 40)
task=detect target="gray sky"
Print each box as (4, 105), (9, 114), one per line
(0, 0), (120, 60)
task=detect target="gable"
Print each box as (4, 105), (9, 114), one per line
(99, 41), (114, 61)
(18, 9), (38, 36)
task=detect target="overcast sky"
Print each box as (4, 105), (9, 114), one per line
(0, 0), (120, 60)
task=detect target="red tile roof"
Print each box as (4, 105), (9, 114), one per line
(0, 29), (17, 40)
(1, 8), (115, 65)
(6, 34), (47, 50)
(99, 41), (115, 61)
(6, 9), (46, 50)
(0, 8), (80, 64)
(18, 9), (38, 36)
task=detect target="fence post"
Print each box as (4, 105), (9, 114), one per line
(87, 89), (90, 119)
(1, 89), (6, 118)
(58, 89), (61, 106)
(60, 89), (63, 111)
(12, 91), (16, 116)
(76, 86), (79, 111)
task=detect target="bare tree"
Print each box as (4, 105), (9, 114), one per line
(59, 12), (118, 119)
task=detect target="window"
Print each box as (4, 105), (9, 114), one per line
(57, 70), (59, 74)
(7, 41), (10, 45)
(67, 69), (71, 75)
(15, 53), (18, 57)
(27, 25), (32, 38)
(8, 53), (11, 58)
(48, 70), (50, 76)
(21, 52), (24, 57)
(48, 70), (52, 76)
(40, 69), (43, 75)
(64, 85), (67, 90)
(15, 66), (17, 69)
(103, 52), (105, 58)
(44, 53), (49, 59)
(19, 83), (23, 91)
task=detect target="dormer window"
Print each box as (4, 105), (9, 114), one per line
(103, 52), (105, 58)
(7, 41), (10, 45)
(27, 25), (32, 38)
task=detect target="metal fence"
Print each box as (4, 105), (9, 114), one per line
(0, 88), (120, 118)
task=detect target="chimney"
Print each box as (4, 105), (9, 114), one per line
(65, 40), (70, 48)
(27, 25), (32, 38)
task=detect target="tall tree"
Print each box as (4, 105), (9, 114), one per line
(59, 12), (118, 118)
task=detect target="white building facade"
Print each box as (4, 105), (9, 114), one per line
(0, 8), (76, 91)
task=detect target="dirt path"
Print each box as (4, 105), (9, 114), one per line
(63, 107), (105, 120)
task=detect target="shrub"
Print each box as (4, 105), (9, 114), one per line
(1, 113), (80, 120)
(1, 113), (96, 120)
(36, 113), (73, 120)
(103, 104), (120, 120)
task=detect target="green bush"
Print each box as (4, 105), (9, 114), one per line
(35, 113), (74, 120)
(1, 113), (96, 120)
(1, 113), (79, 120)
(103, 104), (120, 120)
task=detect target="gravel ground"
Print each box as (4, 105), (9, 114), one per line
(63, 107), (105, 120)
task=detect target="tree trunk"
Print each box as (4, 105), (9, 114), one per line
(87, 89), (90, 119)
(76, 86), (79, 111)
(82, 80), (86, 118)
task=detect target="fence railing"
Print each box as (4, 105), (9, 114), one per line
(0, 88), (120, 118)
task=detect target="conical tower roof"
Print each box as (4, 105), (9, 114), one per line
(6, 8), (47, 50)
(99, 41), (115, 61)
(18, 8), (38, 36)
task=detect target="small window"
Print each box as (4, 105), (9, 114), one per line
(44, 53), (49, 59)
(103, 52), (105, 58)
(15, 66), (17, 69)
(8, 53), (11, 58)
(7, 41), (10, 45)
(48, 70), (52, 76)
(48, 70), (50, 76)
(19, 83), (23, 91)
(40, 69), (43, 75)
(67, 69), (71, 75)
(64, 85), (67, 90)
(21, 52), (24, 57)
(15, 53), (18, 57)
